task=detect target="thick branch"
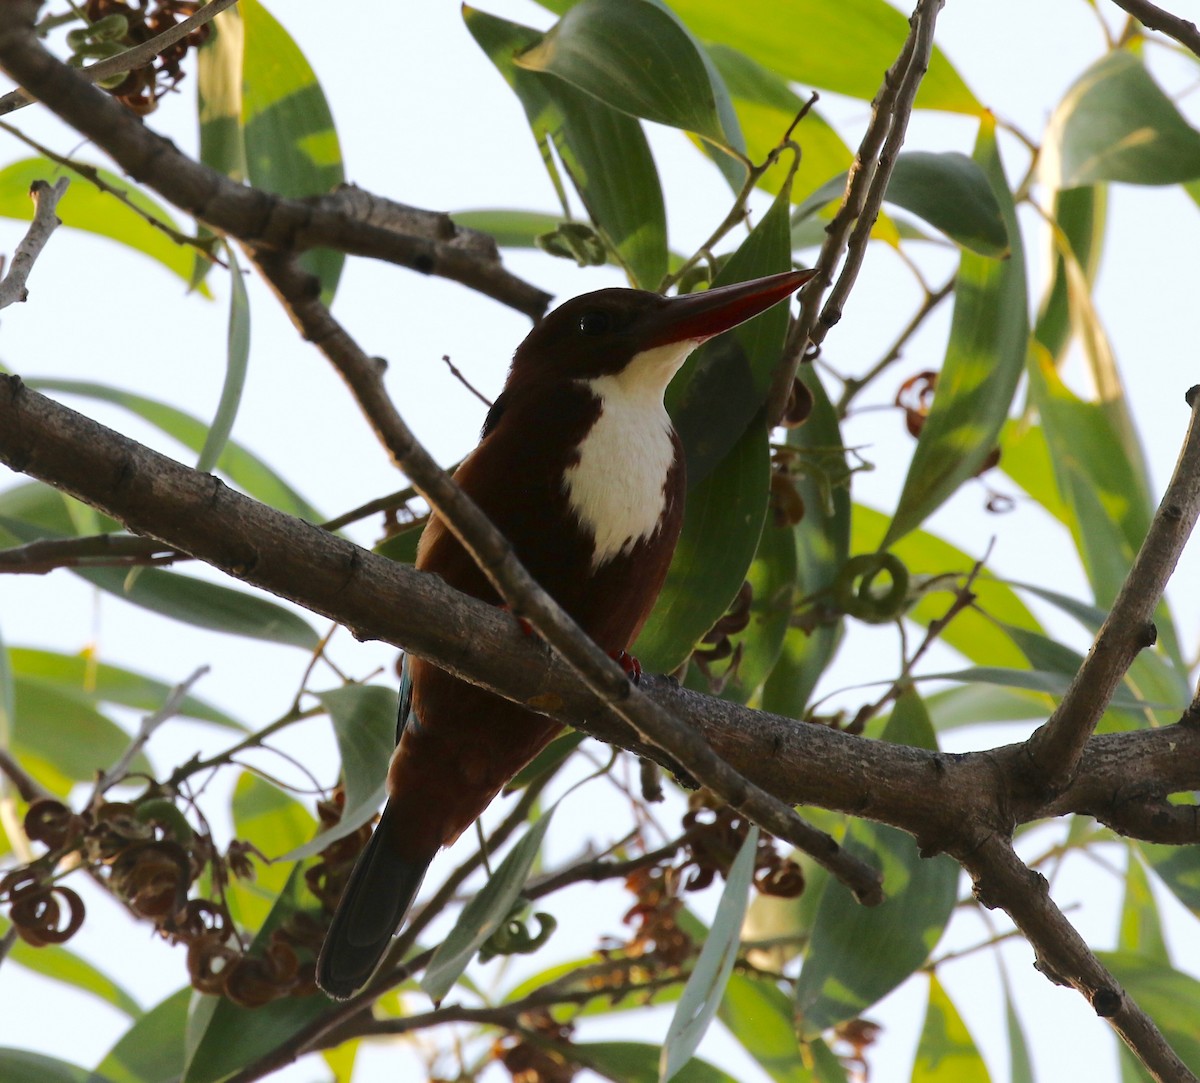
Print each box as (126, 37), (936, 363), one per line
(1027, 387), (1200, 791)
(961, 836), (1195, 1083)
(4, 374), (1200, 841)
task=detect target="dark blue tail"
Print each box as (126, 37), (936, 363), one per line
(316, 799), (432, 999)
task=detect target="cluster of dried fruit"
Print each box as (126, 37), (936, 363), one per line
(77, 0), (210, 114)
(1, 789), (369, 1007)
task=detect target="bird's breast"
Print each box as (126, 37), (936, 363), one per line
(561, 374), (677, 569)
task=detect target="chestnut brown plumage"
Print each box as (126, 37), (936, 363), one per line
(316, 269), (813, 999)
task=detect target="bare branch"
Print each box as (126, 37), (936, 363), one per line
(961, 835), (1196, 1083)
(1028, 387), (1200, 791)
(0, 176), (67, 307)
(0, 4), (551, 319)
(773, 0), (945, 421)
(1107, 0), (1200, 59)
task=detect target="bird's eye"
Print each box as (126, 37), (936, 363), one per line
(578, 310), (611, 336)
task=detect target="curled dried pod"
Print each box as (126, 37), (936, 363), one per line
(781, 376), (814, 428)
(187, 933), (240, 996)
(24, 799), (83, 851)
(769, 470), (806, 527)
(9, 882), (85, 946)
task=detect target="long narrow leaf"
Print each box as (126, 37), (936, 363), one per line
(422, 809), (556, 1003)
(196, 244), (251, 474)
(661, 825), (759, 1081)
(885, 116), (1027, 545)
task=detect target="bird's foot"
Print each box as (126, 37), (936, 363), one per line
(499, 604), (535, 638)
(611, 649), (642, 684)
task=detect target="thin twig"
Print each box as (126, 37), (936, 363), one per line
(1106, 0), (1200, 59)
(92, 666), (210, 798)
(836, 274), (955, 416)
(1027, 387), (1200, 791)
(0, 176), (67, 308)
(773, 0), (945, 424)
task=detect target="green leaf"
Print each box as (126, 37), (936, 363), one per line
(796, 690), (958, 1036)
(421, 808), (556, 1003)
(226, 772), (315, 931)
(761, 366), (850, 718)
(657, 0), (979, 113)
(883, 151), (1008, 256)
(634, 417), (769, 675)
(11, 678), (151, 792)
(184, 866), (331, 1083)
(571, 1042), (738, 1083)
(1119, 845), (1170, 963)
(1024, 350), (1146, 606)
(517, 0), (734, 150)
(96, 987), (191, 1083)
(195, 244), (251, 474)
(0, 1050), (114, 1083)
(239, 0), (345, 301)
(194, 4), (247, 289)
(0, 158), (210, 291)
(1000, 968), (1035, 1083)
(466, 5), (667, 288)
(1098, 952), (1200, 1071)
(0, 621), (13, 754)
(317, 684), (396, 818)
(662, 825), (759, 1081)
(1, 515), (319, 651)
(1140, 841), (1200, 919)
(1044, 50), (1200, 189)
(706, 43), (852, 202)
(279, 684), (396, 863)
(1033, 185), (1107, 363)
(451, 208), (569, 249)
(911, 974), (991, 1083)
(27, 377), (322, 520)
(793, 152), (1008, 256)
(197, 6), (247, 183)
(10, 647), (243, 730)
(885, 116), (1027, 546)
(0, 918), (141, 1017)
(714, 517), (797, 705)
(718, 972), (809, 1083)
(999, 623), (1085, 676)
(918, 666), (1174, 712)
(923, 683), (1050, 732)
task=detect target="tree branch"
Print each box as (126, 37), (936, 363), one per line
(1027, 386), (1200, 792)
(774, 0), (945, 421)
(960, 835), (1196, 1083)
(1107, 0), (1200, 59)
(0, 3), (551, 319)
(0, 175), (67, 308)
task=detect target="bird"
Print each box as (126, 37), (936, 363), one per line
(316, 268), (813, 999)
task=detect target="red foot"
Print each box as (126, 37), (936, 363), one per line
(611, 649), (642, 684)
(500, 604), (535, 638)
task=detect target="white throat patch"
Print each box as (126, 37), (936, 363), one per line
(562, 339), (696, 569)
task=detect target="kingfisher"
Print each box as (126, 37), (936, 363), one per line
(316, 269), (812, 998)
